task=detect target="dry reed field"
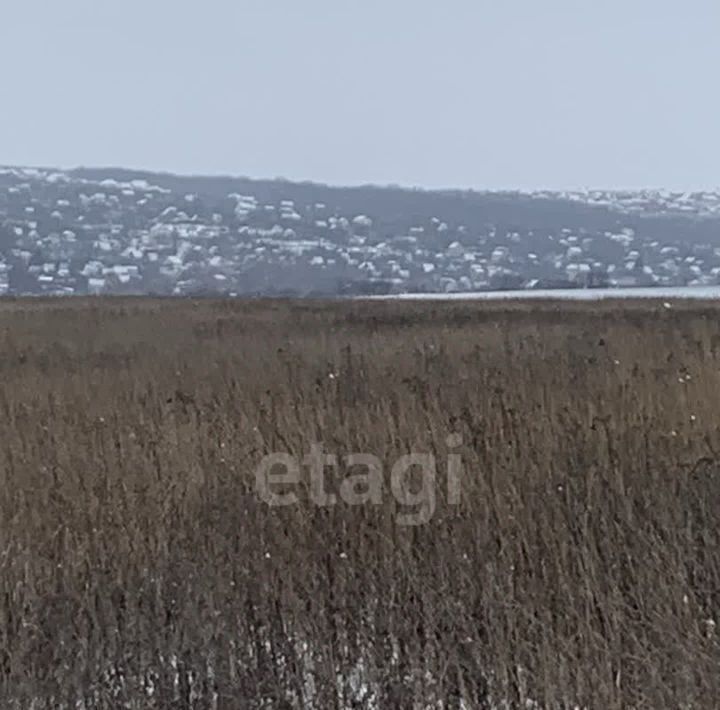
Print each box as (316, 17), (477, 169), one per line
(2, 296), (720, 709)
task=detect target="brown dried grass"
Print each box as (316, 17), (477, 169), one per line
(1, 296), (719, 708)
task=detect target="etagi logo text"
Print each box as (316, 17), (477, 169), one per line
(255, 435), (463, 526)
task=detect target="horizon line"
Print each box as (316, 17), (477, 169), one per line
(2, 163), (719, 197)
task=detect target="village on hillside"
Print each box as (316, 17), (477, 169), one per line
(2, 166), (720, 297)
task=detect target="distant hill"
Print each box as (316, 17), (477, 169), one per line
(1, 165), (719, 297)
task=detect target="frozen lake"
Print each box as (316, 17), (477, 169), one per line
(371, 286), (720, 301)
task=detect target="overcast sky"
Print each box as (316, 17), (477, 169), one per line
(1, 0), (718, 190)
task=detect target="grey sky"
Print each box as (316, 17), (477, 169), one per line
(1, 0), (718, 190)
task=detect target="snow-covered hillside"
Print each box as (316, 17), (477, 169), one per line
(1, 166), (720, 297)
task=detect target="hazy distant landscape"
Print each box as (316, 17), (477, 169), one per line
(3, 165), (720, 298)
(4, 0), (720, 705)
